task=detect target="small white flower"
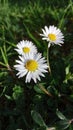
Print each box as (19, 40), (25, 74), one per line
(15, 40), (37, 55)
(40, 25), (64, 47)
(14, 53), (48, 83)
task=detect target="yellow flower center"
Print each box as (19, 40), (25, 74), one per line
(25, 60), (38, 71)
(48, 33), (56, 41)
(23, 47), (30, 53)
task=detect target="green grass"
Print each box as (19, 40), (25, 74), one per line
(0, 0), (73, 130)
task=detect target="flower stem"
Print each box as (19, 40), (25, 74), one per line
(38, 84), (53, 97)
(7, 64), (16, 79)
(47, 47), (51, 74)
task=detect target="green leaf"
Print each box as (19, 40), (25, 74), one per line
(0, 47), (8, 65)
(56, 110), (66, 120)
(57, 120), (70, 130)
(46, 127), (56, 130)
(65, 65), (70, 75)
(31, 110), (46, 127)
(0, 86), (7, 97)
(5, 94), (13, 100)
(34, 85), (45, 94)
(12, 85), (23, 100)
(0, 61), (6, 67)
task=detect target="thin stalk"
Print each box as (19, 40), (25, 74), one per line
(38, 84), (53, 97)
(0, 86), (7, 97)
(47, 47), (51, 74)
(0, 62), (7, 67)
(7, 64), (16, 79)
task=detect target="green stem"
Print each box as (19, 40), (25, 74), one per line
(38, 84), (53, 97)
(0, 86), (7, 97)
(7, 65), (16, 79)
(47, 46), (51, 74)
(0, 62), (7, 67)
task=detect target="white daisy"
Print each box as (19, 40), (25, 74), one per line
(14, 53), (48, 83)
(15, 40), (37, 55)
(40, 25), (64, 47)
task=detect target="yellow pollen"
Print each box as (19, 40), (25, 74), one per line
(48, 33), (56, 41)
(25, 60), (38, 71)
(23, 47), (30, 53)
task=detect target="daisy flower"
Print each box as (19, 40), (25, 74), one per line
(40, 25), (64, 47)
(14, 53), (48, 83)
(15, 40), (37, 55)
